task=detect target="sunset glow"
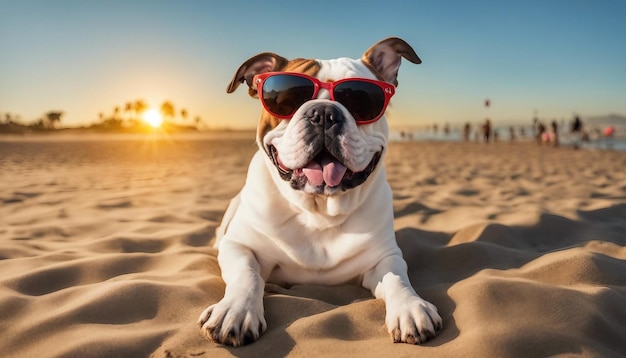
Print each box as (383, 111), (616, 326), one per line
(1, 2), (625, 130)
(143, 109), (163, 128)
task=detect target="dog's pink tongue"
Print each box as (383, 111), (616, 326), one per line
(302, 154), (347, 187)
(321, 155), (347, 187)
(302, 162), (324, 186)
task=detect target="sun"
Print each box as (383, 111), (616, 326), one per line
(143, 108), (163, 128)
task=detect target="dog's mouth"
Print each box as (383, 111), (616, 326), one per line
(269, 146), (382, 194)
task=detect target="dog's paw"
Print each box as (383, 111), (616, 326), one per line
(197, 297), (267, 347)
(385, 296), (442, 344)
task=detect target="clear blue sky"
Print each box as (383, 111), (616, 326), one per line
(1, 0), (625, 129)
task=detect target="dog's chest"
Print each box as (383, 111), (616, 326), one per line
(260, 227), (372, 285)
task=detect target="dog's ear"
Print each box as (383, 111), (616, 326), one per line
(226, 52), (289, 95)
(362, 37), (421, 87)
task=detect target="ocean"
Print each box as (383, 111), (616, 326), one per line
(390, 124), (626, 152)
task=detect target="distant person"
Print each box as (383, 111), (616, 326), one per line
(571, 115), (583, 149)
(509, 126), (516, 141)
(550, 120), (559, 147)
(604, 126), (615, 150)
(463, 122), (471, 141)
(536, 121), (546, 144)
(482, 118), (492, 143)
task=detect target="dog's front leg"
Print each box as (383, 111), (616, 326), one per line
(198, 240), (266, 346)
(363, 254), (442, 344)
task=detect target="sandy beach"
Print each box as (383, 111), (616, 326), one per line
(1, 134), (625, 357)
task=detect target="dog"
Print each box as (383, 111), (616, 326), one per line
(198, 37), (442, 346)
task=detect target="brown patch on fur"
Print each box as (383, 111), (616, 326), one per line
(257, 112), (282, 145)
(256, 59), (320, 142)
(282, 58), (320, 76)
(361, 56), (386, 83)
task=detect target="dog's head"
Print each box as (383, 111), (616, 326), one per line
(227, 37), (420, 196)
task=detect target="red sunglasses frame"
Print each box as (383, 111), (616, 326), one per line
(253, 72), (396, 125)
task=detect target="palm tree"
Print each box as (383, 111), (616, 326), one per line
(180, 108), (188, 123)
(134, 99), (148, 121)
(46, 111), (63, 129)
(160, 101), (175, 123)
(124, 102), (133, 120)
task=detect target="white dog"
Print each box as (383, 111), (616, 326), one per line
(198, 37), (442, 346)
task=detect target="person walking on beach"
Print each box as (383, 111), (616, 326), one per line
(482, 118), (492, 143)
(536, 121), (546, 145)
(463, 122), (471, 141)
(550, 120), (559, 147)
(571, 115), (583, 149)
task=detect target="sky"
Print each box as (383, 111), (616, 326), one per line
(1, 0), (625, 129)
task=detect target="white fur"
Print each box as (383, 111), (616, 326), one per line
(198, 53), (441, 347)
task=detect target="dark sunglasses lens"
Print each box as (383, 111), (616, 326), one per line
(261, 75), (315, 117)
(334, 81), (385, 122)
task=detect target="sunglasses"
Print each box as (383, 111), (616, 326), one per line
(253, 72), (395, 125)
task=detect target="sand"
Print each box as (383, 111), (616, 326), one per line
(1, 135), (625, 357)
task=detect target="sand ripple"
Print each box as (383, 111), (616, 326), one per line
(1, 138), (625, 357)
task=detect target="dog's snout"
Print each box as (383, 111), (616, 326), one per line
(304, 103), (345, 129)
